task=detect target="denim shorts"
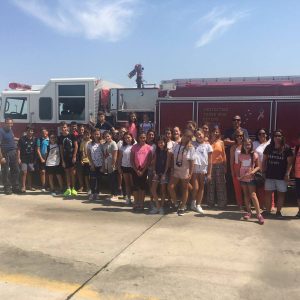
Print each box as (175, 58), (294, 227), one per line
(21, 163), (34, 172)
(240, 180), (256, 186)
(152, 174), (169, 184)
(265, 178), (287, 193)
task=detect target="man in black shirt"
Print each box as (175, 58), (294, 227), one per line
(17, 125), (36, 192)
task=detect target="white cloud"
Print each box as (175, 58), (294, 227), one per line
(195, 7), (249, 48)
(13, 0), (139, 41)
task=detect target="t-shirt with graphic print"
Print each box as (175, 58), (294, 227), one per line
(58, 134), (77, 159)
(263, 145), (293, 180)
(18, 136), (36, 163)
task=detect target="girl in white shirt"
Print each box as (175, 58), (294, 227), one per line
(191, 129), (213, 214)
(45, 133), (64, 195)
(117, 133), (135, 204)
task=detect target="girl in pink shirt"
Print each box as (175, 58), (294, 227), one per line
(238, 139), (264, 224)
(128, 112), (138, 140)
(130, 132), (152, 210)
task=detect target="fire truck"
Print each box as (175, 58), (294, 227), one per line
(0, 77), (158, 136)
(1, 75), (300, 146)
(157, 76), (300, 146)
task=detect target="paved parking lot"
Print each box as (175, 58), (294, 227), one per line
(0, 192), (299, 300)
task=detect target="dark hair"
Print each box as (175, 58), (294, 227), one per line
(241, 139), (254, 163)
(70, 121), (77, 126)
(128, 112), (137, 125)
(102, 130), (111, 138)
(60, 121), (67, 127)
(255, 128), (269, 141)
(5, 117), (13, 122)
(98, 111), (105, 116)
(146, 129), (156, 144)
(155, 135), (168, 153)
(26, 125), (34, 131)
(270, 129), (286, 150)
(123, 132), (135, 145)
(164, 127), (172, 133)
(40, 127), (48, 132)
(186, 120), (197, 129)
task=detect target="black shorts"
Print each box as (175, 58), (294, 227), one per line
(63, 155), (75, 169)
(82, 163), (90, 176)
(296, 178), (300, 199)
(45, 165), (63, 175)
(37, 161), (46, 171)
(132, 169), (148, 191)
(121, 166), (133, 174)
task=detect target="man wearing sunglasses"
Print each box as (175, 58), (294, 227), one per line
(224, 115), (249, 146)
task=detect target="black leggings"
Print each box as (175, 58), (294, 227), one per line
(90, 167), (102, 194)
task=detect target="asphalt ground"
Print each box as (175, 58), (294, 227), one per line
(0, 191), (299, 300)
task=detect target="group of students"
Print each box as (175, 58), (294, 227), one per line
(0, 113), (300, 224)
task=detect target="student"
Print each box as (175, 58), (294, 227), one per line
(191, 128), (212, 214)
(165, 127), (176, 151)
(146, 129), (156, 197)
(230, 129), (244, 210)
(202, 123), (210, 143)
(102, 131), (119, 201)
(206, 126), (227, 209)
(128, 112), (138, 140)
(17, 125), (36, 193)
(79, 130), (92, 194)
(87, 128), (103, 200)
(76, 124), (85, 192)
(139, 113), (153, 133)
(130, 132), (152, 210)
(263, 130), (293, 218)
(45, 133), (64, 196)
(172, 126), (181, 144)
(294, 133), (300, 218)
(238, 139), (264, 224)
(150, 136), (170, 215)
(36, 127), (49, 192)
(58, 122), (78, 197)
(118, 132), (135, 204)
(95, 112), (113, 134)
(168, 129), (195, 216)
(253, 128), (274, 209)
(70, 121), (79, 137)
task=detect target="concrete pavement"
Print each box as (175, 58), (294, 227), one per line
(0, 192), (299, 300)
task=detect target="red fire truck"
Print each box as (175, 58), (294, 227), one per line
(157, 76), (300, 146)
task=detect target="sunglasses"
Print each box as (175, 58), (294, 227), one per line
(274, 134), (283, 138)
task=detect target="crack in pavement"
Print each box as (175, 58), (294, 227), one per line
(65, 215), (165, 300)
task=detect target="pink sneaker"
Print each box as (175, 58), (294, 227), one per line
(258, 214), (265, 225)
(243, 212), (252, 220)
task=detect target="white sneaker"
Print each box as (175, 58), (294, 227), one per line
(125, 196), (131, 205)
(150, 207), (159, 214)
(87, 190), (92, 195)
(196, 205), (204, 214)
(88, 194), (94, 200)
(190, 200), (197, 211)
(159, 207), (165, 215)
(41, 188), (46, 192)
(110, 195), (119, 201)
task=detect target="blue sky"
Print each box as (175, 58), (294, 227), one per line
(1, 0), (300, 90)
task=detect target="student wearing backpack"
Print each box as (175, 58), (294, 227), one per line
(17, 125), (36, 193)
(45, 133), (64, 195)
(36, 127), (49, 191)
(58, 122), (78, 197)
